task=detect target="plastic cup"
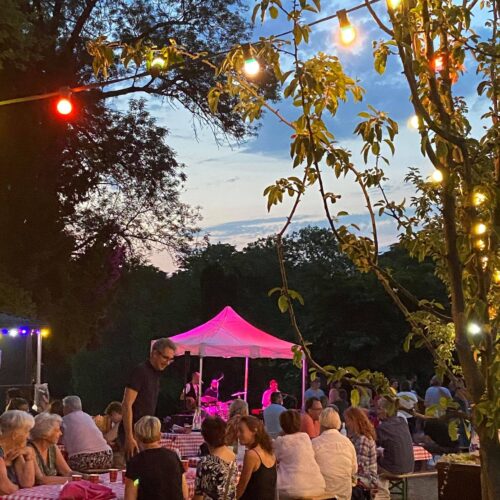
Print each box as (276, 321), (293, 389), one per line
(181, 459), (189, 473)
(109, 469), (118, 482)
(71, 474), (83, 481)
(89, 474), (99, 484)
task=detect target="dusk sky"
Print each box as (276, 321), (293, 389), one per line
(138, 1), (488, 272)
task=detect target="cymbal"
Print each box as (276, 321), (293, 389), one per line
(200, 395), (217, 403)
(231, 391), (247, 397)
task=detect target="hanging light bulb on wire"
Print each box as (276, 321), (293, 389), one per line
(337, 10), (356, 46)
(242, 44), (260, 77)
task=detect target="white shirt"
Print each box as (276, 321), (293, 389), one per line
(274, 432), (326, 498)
(62, 410), (111, 457)
(397, 391), (419, 420)
(312, 429), (357, 500)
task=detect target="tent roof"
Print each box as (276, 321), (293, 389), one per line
(168, 306), (296, 359)
(0, 312), (47, 329)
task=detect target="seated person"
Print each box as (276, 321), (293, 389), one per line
(263, 392), (286, 439)
(61, 396), (112, 472)
(4, 388), (22, 412)
(312, 408), (357, 500)
(375, 397), (414, 500)
(6, 398), (30, 413)
(125, 416), (188, 500)
(29, 413), (72, 484)
(300, 397), (322, 438)
(94, 401), (123, 447)
(274, 410), (325, 499)
(0, 410), (36, 494)
(194, 417), (237, 500)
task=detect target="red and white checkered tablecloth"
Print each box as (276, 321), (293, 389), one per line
(161, 432), (204, 457)
(413, 445), (432, 461)
(0, 472), (198, 500)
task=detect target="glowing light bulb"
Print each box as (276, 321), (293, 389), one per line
(387, 0), (402, 8)
(472, 191), (487, 206)
(430, 169), (443, 183)
(473, 223), (487, 236)
(338, 10), (356, 46)
(56, 98), (72, 115)
(151, 57), (166, 69)
(467, 322), (481, 335)
(474, 239), (486, 251)
(41, 328), (50, 338)
(493, 269), (500, 284)
(408, 115), (420, 129)
(9, 329), (18, 337)
(243, 58), (260, 76)
(432, 54), (446, 72)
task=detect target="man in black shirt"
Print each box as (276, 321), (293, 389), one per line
(120, 338), (176, 459)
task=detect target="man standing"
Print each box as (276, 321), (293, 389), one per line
(261, 379), (279, 409)
(374, 397), (414, 500)
(304, 379), (325, 401)
(180, 372), (200, 403)
(120, 338), (176, 459)
(263, 392), (286, 438)
(424, 375), (452, 417)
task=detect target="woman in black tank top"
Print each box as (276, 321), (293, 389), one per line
(236, 416), (276, 500)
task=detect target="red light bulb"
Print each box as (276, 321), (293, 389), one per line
(56, 97), (73, 115)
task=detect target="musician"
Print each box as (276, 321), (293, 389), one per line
(261, 379), (279, 409)
(204, 379), (220, 400)
(180, 372), (200, 402)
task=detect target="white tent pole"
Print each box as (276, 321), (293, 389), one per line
(36, 333), (42, 386)
(198, 356), (203, 408)
(301, 354), (306, 408)
(244, 357), (249, 402)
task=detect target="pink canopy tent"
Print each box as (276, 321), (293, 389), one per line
(166, 306), (306, 406)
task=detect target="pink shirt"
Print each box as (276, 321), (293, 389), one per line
(300, 412), (320, 438)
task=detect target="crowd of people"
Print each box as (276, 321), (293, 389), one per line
(0, 337), (474, 499)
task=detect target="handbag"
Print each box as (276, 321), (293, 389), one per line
(59, 479), (116, 499)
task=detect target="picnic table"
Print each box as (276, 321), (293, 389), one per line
(0, 471), (198, 500)
(161, 432), (205, 458)
(413, 445), (432, 462)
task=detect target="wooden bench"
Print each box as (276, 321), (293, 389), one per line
(381, 471), (437, 500)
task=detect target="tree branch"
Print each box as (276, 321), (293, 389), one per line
(66, 0), (98, 52)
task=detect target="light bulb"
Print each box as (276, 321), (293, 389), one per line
(9, 329), (18, 337)
(387, 0), (402, 8)
(474, 239), (486, 251)
(338, 10), (356, 46)
(467, 322), (481, 335)
(41, 328), (50, 337)
(56, 98), (72, 115)
(473, 223), (487, 236)
(408, 115), (420, 129)
(151, 57), (166, 69)
(243, 58), (260, 76)
(430, 169), (443, 183)
(472, 191), (487, 206)
(432, 54), (446, 72)
(493, 269), (500, 284)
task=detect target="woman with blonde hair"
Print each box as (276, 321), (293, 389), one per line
(344, 406), (377, 493)
(29, 413), (72, 484)
(0, 410), (36, 494)
(312, 407), (357, 500)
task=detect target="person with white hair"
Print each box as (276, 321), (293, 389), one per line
(29, 412), (72, 484)
(120, 338), (177, 460)
(312, 407), (357, 500)
(125, 416), (188, 500)
(61, 395), (112, 472)
(0, 410), (36, 494)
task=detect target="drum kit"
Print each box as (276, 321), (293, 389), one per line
(200, 390), (246, 421)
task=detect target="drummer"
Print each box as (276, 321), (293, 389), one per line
(203, 379), (220, 401)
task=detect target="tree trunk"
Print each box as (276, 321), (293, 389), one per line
(479, 427), (500, 500)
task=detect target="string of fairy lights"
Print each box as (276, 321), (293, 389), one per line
(0, 0), (497, 336)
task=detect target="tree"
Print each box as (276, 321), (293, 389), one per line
(91, 0), (499, 496)
(0, 0), (257, 364)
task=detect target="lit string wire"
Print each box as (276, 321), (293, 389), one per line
(0, 0), (382, 108)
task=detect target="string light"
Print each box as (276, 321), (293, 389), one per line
(243, 57), (260, 76)
(467, 322), (481, 335)
(472, 222), (487, 236)
(430, 169), (443, 183)
(472, 191), (487, 207)
(56, 97), (72, 115)
(338, 10), (356, 45)
(493, 269), (500, 284)
(431, 53), (446, 72)
(151, 57), (166, 69)
(408, 115), (420, 129)
(41, 328), (50, 337)
(474, 239), (486, 251)
(387, 0), (402, 8)
(9, 329), (18, 337)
